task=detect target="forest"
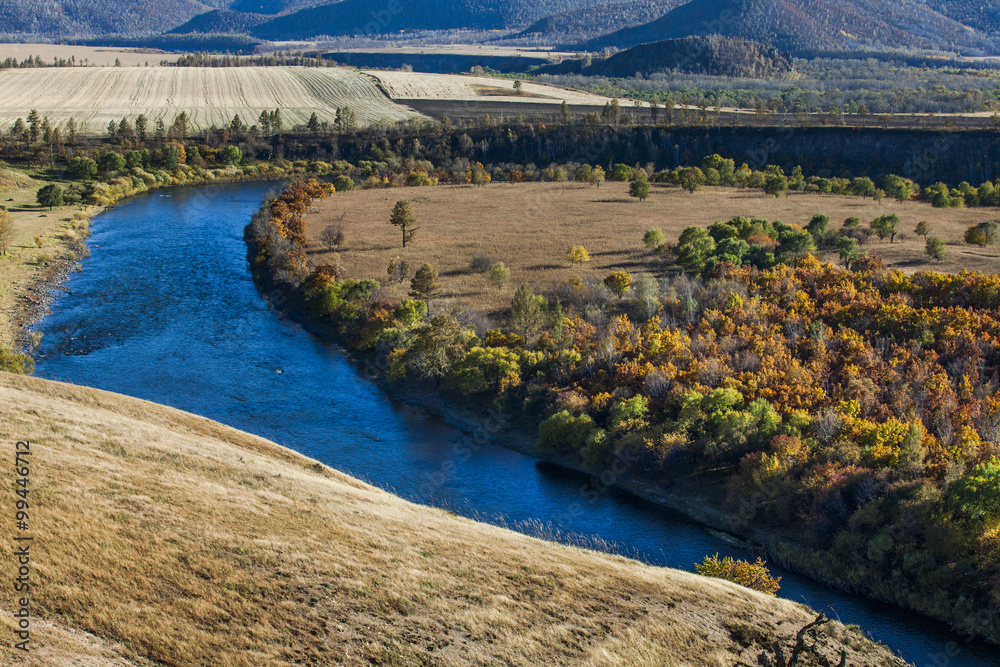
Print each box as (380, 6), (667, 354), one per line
(246, 174), (1000, 646)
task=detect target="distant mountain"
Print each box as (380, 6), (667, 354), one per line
(169, 8), (270, 34)
(0, 0), (227, 37)
(249, 0), (638, 40)
(515, 0), (686, 43)
(544, 35), (793, 77)
(228, 0), (325, 13)
(581, 0), (1000, 55)
(921, 0), (1000, 36)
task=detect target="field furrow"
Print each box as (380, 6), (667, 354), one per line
(0, 67), (426, 134)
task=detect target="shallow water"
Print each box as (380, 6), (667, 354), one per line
(33, 182), (999, 666)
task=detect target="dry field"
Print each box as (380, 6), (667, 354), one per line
(367, 70), (616, 106)
(0, 67), (425, 135)
(0, 44), (166, 67)
(0, 371), (905, 665)
(305, 181), (998, 319)
(0, 168), (90, 350)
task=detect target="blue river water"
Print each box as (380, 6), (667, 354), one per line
(31, 182), (999, 665)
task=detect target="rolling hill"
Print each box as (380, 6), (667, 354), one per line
(542, 35), (793, 78)
(247, 0), (639, 39)
(0, 371), (909, 665)
(515, 0), (686, 43)
(168, 8), (271, 34)
(580, 0), (1000, 55)
(0, 0), (228, 38)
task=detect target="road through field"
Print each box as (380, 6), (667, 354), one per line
(0, 66), (425, 133)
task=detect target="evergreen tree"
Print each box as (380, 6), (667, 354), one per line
(409, 263), (441, 306)
(389, 200), (418, 248)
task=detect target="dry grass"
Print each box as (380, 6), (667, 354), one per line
(304, 181), (996, 320)
(367, 70), (615, 105)
(0, 67), (424, 135)
(0, 167), (92, 349)
(0, 372), (904, 665)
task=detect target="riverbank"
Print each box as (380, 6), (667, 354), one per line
(245, 179), (1000, 648)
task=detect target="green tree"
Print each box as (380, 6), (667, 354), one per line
(67, 156), (97, 181)
(307, 112), (320, 134)
(409, 263), (441, 307)
(603, 271), (632, 298)
(678, 166), (705, 193)
(629, 175), (650, 202)
(333, 175), (354, 192)
(763, 173), (789, 197)
(566, 245), (591, 266)
(560, 100), (570, 121)
(807, 214), (829, 240)
(509, 283), (545, 343)
(221, 145), (242, 165)
(851, 177), (877, 199)
(926, 235), (947, 261)
(948, 460), (1000, 523)
(837, 236), (864, 269)
(915, 220), (931, 238)
(36, 184), (64, 210)
(390, 200), (418, 248)
(677, 226), (716, 273)
(26, 109), (39, 144)
(135, 114), (148, 143)
(870, 214), (901, 243)
(643, 228), (665, 249)
(489, 261), (510, 291)
(513, 79), (523, 94)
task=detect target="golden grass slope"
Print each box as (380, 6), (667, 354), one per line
(0, 67), (425, 135)
(0, 371), (905, 665)
(367, 70), (616, 105)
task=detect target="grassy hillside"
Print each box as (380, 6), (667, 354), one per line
(542, 36), (793, 78)
(0, 371), (905, 664)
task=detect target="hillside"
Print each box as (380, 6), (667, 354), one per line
(168, 8), (271, 34)
(514, 0), (686, 43)
(542, 36), (793, 78)
(0, 0), (227, 38)
(0, 371), (907, 664)
(582, 0), (1000, 55)
(249, 0), (636, 39)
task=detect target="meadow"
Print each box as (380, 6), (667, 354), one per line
(304, 181), (997, 320)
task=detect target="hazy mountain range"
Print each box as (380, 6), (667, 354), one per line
(3, 0), (1000, 56)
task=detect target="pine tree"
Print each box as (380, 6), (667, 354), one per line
(389, 200), (418, 248)
(409, 263), (441, 306)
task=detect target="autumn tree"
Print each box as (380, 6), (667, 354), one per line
(643, 228), (665, 249)
(589, 165), (605, 188)
(604, 271), (632, 298)
(390, 200), (418, 248)
(489, 261), (511, 291)
(696, 554), (780, 595)
(0, 207), (13, 256)
(965, 221), (999, 247)
(566, 245), (591, 266)
(409, 263), (441, 308)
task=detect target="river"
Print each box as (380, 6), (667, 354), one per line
(31, 182), (999, 666)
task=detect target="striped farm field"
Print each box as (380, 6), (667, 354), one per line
(0, 66), (425, 134)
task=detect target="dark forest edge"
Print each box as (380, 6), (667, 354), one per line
(246, 174), (1000, 647)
